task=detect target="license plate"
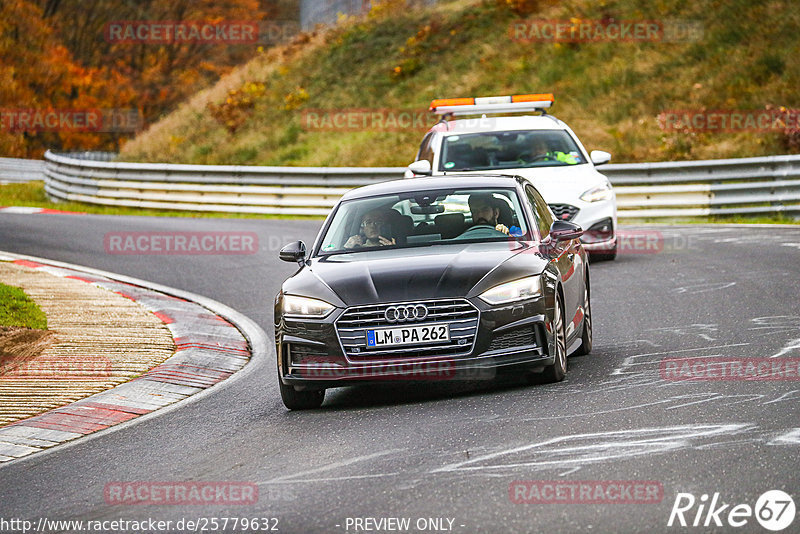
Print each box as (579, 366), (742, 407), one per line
(366, 324), (450, 348)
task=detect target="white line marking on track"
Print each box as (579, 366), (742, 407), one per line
(557, 466), (582, 477)
(430, 424), (750, 473)
(261, 448), (406, 484)
(610, 343), (749, 376)
(263, 473), (401, 484)
(769, 428), (800, 445)
(672, 282), (736, 294)
(645, 324), (718, 341)
(763, 390), (800, 405)
(771, 338), (800, 358)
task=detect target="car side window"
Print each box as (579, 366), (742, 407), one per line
(525, 184), (553, 238)
(416, 132), (434, 165)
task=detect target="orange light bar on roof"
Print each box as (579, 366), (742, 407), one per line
(429, 93), (554, 115)
(512, 93), (554, 103)
(429, 97), (475, 110)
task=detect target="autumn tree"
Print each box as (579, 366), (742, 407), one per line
(0, 0), (137, 157)
(1, 0), (300, 156)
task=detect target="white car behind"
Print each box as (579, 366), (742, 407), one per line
(406, 94), (617, 260)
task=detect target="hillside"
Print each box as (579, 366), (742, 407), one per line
(119, 0), (800, 166)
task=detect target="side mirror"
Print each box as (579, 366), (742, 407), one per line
(407, 159), (432, 176)
(549, 220), (583, 241)
(279, 241), (306, 264)
(590, 150), (611, 166)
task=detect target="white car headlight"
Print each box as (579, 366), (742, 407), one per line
(479, 276), (542, 305)
(283, 295), (335, 318)
(580, 184), (613, 203)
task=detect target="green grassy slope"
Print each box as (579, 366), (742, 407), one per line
(119, 0), (800, 166)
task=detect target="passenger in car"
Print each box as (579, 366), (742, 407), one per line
(344, 209), (396, 249)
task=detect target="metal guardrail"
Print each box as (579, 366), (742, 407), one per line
(0, 157), (46, 184)
(605, 155), (800, 217)
(37, 151), (800, 218)
(43, 151), (399, 216)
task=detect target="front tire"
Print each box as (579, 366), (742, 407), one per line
(278, 378), (325, 410)
(574, 279), (592, 356)
(589, 244), (617, 262)
(540, 293), (567, 383)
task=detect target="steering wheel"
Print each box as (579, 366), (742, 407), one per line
(456, 225), (507, 239)
(519, 153), (549, 163)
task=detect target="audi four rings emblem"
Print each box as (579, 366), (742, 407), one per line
(385, 304), (428, 323)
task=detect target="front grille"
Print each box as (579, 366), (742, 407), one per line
(335, 299), (479, 360)
(549, 203), (579, 221)
(488, 326), (537, 352)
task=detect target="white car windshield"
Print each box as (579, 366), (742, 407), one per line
(439, 130), (585, 171)
(317, 187), (530, 255)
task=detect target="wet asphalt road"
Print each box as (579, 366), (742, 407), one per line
(0, 215), (799, 534)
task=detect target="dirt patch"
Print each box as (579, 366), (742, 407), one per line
(0, 326), (56, 376)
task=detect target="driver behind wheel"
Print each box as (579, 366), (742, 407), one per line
(468, 193), (511, 235)
(529, 137), (578, 164)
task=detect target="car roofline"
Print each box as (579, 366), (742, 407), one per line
(340, 175), (526, 201)
(429, 114), (566, 135)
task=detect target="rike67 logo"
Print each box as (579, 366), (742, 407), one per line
(668, 490), (795, 531)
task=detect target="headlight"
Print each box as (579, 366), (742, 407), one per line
(580, 184), (613, 203)
(282, 295), (335, 318)
(479, 276), (542, 305)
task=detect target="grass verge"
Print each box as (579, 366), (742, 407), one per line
(0, 282), (47, 330)
(0, 182), (326, 219)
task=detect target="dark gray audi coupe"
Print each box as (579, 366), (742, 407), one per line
(275, 175), (591, 409)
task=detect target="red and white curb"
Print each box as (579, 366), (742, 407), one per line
(0, 253), (267, 464)
(0, 206), (85, 215)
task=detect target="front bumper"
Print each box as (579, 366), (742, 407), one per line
(552, 196), (616, 252)
(581, 236), (617, 252)
(276, 297), (555, 389)
(580, 216), (616, 253)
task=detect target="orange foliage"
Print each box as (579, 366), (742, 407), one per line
(1, 0), (295, 157)
(207, 82), (267, 133)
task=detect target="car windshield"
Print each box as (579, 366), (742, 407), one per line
(317, 187), (531, 256)
(438, 129), (585, 171)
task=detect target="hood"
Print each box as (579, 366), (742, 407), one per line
(282, 241), (548, 307)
